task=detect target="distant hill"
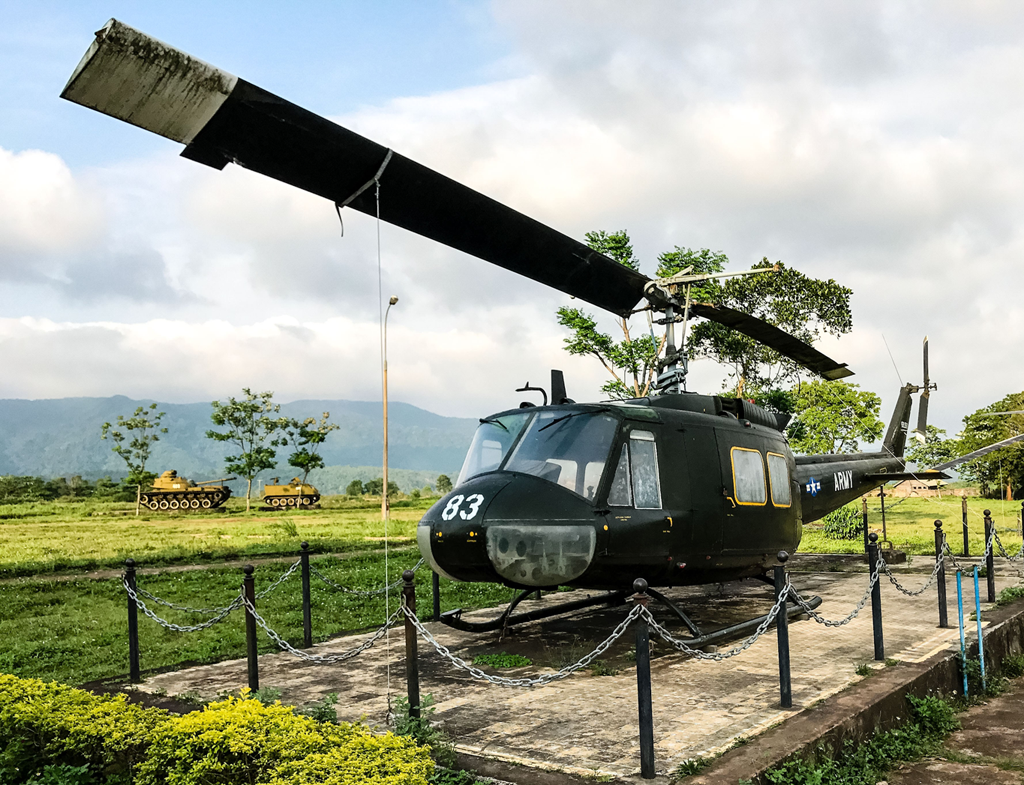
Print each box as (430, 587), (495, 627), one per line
(0, 396), (475, 491)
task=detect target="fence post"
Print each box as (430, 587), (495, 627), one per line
(862, 497), (869, 553)
(402, 570), (421, 718)
(868, 533), (885, 661)
(962, 495), (970, 557)
(300, 542), (312, 648)
(973, 566), (987, 692)
(632, 578), (655, 779)
(774, 551), (792, 709)
(984, 510), (996, 603)
(956, 569), (968, 697)
(243, 564), (259, 692)
(934, 521), (948, 628)
(432, 570), (441, 622)
(125, 559), (141, 683)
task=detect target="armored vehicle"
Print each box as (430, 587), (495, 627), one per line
(263, 477), (321, 508)
(142, 470), (234, 511)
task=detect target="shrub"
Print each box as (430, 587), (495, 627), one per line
(822, 504), (862, 541)
(392, 695), (456, 769)
(470, 653), (532, 668)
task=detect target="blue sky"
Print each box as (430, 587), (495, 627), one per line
(0, 1), (1022, 438)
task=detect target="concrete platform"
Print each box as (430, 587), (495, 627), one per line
(132, 556), (1023, 782)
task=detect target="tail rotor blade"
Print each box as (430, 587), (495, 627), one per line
(913, 336), (930, 440)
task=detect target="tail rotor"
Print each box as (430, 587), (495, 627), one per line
(912, 337), (936, 443)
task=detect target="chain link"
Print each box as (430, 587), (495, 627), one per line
(256, 559), (302, 599)
(240, 593), (402, 663)
(879, 552), (945, 596)
(791, 562), (879, 627)
(132, 584), (239, 615)
(124, 578), (243, 632)
(310, 558), (425, 596)
(402, 602), (643, 686)
(644, 583), (790, 660)
(992, 528), (1024, 562)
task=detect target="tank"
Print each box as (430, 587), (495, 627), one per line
(262, 477), (321, 508)
(141, 470), (234, 511)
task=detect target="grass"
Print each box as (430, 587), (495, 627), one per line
(799, 496), (1023, 556)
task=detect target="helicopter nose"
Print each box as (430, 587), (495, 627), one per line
(486, 524), (595, 587)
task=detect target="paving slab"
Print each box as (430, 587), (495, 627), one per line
(133, 558), (1022, 781)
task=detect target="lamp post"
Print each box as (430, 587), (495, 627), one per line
(383, 296), (399, 522)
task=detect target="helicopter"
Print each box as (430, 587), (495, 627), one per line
(61, 20), (949, 641)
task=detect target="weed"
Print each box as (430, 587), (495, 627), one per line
(885, 658), (899, 667)
(298, 692), (339, 724)
(1003, 652), (1024, 678)
(671, 757), (710, 778)
(997, 586), (1024, 606)
(855, 663), (872, 677)
(588, 660), (621, 677)
(174, 689), (206, 707)
(270, 519), (299, 538)
(393, 694), (456, 769)
(623, 646), (637, 662)
(249, 686), (282, 705)
(471, 652), (532, 668)
(429, 767), (483, 785)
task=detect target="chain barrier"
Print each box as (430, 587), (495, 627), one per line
(310, 558), (425, 596)
(241, 593), (402, 663)
(256, 559), (302, 599)
(942, 539), (966, 572)
(401, 602), (642, 686)
(880, 552), (945, 596)
(642, 583), (790, 661)
(133, 584), (239, 615)
(872, 494), (909, 514)
(992, 528), (1024, 562)
(124, 577), (243, 632)
(791, 562), (879, 627)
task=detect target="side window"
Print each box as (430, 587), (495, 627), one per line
(766, 452), (792, 507)
(608, 445), (632, 506)
(629, 431), (663, 509)
(731, 447), (766, 505)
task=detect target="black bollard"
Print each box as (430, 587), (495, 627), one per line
(243, 565), (259, 691)
(984, 510), (996, 603)
(774, 552), (792, 709)
(862, 497), (869, 553)
(632, 578), (656, 779)
(868, 533), (885, 661)
(962, 496), (970, 557)
(934, 521), (948, 628)
(300, 542), (312, 648)
(125, 559), (141, 682)
(432, 570), (441, 623)
(402, 570), (421, 719)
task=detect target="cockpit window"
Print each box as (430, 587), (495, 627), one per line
(504, 411), (618, 501)
(458, 413), (532, 485)
(608, 445), (631, 506)
(608, 430), (663, 509)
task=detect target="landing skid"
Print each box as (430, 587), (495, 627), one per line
(440, 588), (627, 633)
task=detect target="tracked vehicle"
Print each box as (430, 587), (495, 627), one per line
(263, 477), (321, 508)
(142, 470), (234, 511)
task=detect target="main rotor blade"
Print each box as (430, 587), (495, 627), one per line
(931, 433), (1024, 472)
(687, 303), (853, 380)
(60, 20), (651, 317)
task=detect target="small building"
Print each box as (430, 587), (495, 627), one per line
(880, 480), (978, 498)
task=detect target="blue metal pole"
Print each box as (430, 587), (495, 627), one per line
(957, 570), (968, 698)
(974, 566), (987, 692)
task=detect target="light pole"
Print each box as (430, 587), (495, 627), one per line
(382, 296), (399, 522)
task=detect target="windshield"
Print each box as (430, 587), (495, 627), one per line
(458, 412), (533, 485)
(504, 411), (619, 501)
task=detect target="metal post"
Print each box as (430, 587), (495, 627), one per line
(632, 578), (655, 779)
(243, 565), (259, 691)
(935, 521), (948, 628)
(880, 485), (888, 545)
(300, 542), (312, 648)
(125, 559), (141, 682)
(402, 570), (421, 718)
(984, 510), (996, 603)
(962, 495), (970, 557)
(868, 533), (884, 661)
(957, 569), (968, 697)
(431, 570), (441, 622)
(774, 552), (792, 708)
(973, 566), (987, 692)
(862, 497), (869, 553)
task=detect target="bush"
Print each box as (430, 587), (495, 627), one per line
(822, 504), (862, 541)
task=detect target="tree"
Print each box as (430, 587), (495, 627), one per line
(206, 389), (289, 512)
(282, 413), (340, 484)
(364, 478), (399, 498)
(345, 479), (365, 497)
(101, 403), (167, 515)
(905, 425), (960, 470)
(687, 260), (853, 399)
(788, 380), (883, 455)
(956, 392), (1024, 499)
(436, 474), (453, 495)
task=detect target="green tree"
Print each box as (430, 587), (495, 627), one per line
(687, 260), (853, 399)
(905, 425), (960, 470)
(436, 474), (453, 495)
(788, 380), (883, 455)
(345, 479), (365, 497)
(282, 413), (340, 484)
(101, 403), (167, 515)
(956, 392), (1024, 499)
(206, 389), (289, 512)
(364, 478), (400, 498)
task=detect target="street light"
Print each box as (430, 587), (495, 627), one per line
(382, 295), (399, 522)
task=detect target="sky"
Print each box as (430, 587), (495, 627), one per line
(0, 1), (1022, 436)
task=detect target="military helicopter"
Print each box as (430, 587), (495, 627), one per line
(62, 20), (947, 642)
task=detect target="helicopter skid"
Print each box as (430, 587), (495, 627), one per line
(440, 588), (627, 633)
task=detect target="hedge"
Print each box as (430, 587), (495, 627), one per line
(0, 675), (432, 785)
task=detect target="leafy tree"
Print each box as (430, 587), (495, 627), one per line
(101, 403), (167, 515)
(364, 478), (400, 498)
(687, 260), (853, 399)
(206, 389), (289, 512)
(345, 479), (365, 497)
(788, 380), (883, 455)
(956, 392), (1024, 499)
(905, 425), (960, 470)
(436, 474), (453, 495)
(282, 413), (340, 484)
